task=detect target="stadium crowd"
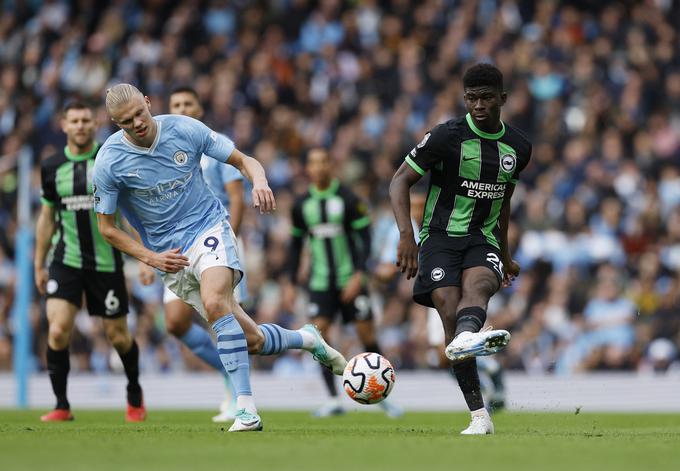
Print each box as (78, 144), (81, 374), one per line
(0, 0), (679, 377)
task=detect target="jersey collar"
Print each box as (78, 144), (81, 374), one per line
(465, 113), (505, 140)
(64, 142), (99, 161)
(120, 119), (162, 154)
(310, 178), (339, 198)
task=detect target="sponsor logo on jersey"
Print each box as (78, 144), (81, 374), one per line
(131, 171), (193, 202)
(173, 150), (188, 165)
(500, 153), (516, 173)
(431, 267), (445, 281)
(461, 179), (505, 199)
(61, 194), (95, 211)
(310, 223), (343, 238)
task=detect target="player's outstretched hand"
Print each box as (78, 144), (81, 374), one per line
(252, 179), (276, 214)
(396, 237), (419, 280)
(149, 248), (190, 273)
(502, 259), (520, 288)
(138, 262), (156, 285)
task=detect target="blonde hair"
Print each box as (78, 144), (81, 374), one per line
(105, 83), (144, 114)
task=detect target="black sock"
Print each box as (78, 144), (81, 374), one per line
(455, 306), (487, 336)
(452, 358), (484, 411)
(46, 346), (70, 410)
(118, 340), (142, 407)
(362, 342), (381, 355)
(321, 365), (338, 397)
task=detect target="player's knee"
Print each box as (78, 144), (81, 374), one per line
(48, 322), (72, 348)
(165, 312), (191, 338)
(202, 295), (234, 319)
(461, 278), (497, 306)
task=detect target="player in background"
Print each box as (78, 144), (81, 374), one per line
(94, 84), (347, 432)
(35, 101), (145, 422)
(389, 64), (531, 434)
(284, 148), (403, 418)
(137, 87), (245, 422)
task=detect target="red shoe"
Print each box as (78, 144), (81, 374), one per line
(40, 409), (74, 422)
(126, 402), (147, 422)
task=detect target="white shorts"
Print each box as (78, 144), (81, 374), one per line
(161, 219), (243, 320)
(162, 236), (248, 305)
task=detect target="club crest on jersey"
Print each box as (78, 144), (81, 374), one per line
(431, 267), (445, 281)
(173, 150), (188, 166)
(500, 154), (516, 173)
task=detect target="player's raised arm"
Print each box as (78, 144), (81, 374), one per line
(96, 213), (189, 273)
(226, 148), (276, 213)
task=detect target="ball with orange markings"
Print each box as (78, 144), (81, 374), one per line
(342, 352), (396, 404)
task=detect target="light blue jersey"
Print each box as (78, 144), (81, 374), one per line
(93, 114), (235, 253)
(200, 154), (243, 211)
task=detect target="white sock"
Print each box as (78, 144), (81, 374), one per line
(236, 395), (257, 415)
(298, 329), (316, 350)
(471, 407), (488, 418)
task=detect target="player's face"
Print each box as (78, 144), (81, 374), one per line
(463, 86), (507, 131)
(61, 108), (96, 149)
(168, 92), (203, 119)
(110, 94), (156, 147)
(306, 149), (332, 186)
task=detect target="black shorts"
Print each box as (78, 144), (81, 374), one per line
(308, 287), (373, 324)
(46, 262), (129, 318)
(413, 233), (503, 308)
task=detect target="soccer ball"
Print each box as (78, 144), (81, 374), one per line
(342, 352), (396, 404)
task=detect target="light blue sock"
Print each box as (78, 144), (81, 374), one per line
(180, 323), (224, 373)
(212, 314), (252, 396)
(258, 323), (303, 355)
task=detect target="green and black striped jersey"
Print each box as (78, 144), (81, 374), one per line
(405, 113), (531, 248)
(290, 179), (371, 291)
(40, 144), (123, 273)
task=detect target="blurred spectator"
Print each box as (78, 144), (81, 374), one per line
(0, 0), (678, 375)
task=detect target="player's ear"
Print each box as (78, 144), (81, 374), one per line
(499, 91), (508, 106)
(144, 95), (152, 110)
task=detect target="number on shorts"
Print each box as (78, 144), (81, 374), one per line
(486, 252), (503, 277)
(104, 289), (120, 312)
(204, 236), (219, 252)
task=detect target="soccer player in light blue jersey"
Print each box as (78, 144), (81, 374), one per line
(137, 87), (246, 423)
(94, 83), (347, 432)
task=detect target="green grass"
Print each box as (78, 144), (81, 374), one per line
(1, 410), (679, 471)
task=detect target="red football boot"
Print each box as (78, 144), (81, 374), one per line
(125, 402), (147, 422)
(40, 409), (74, 422)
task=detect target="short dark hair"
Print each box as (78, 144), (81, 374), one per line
(62, 99), (94, 115)
(169, 86), (199, 100)
(463, 63), (503, 92)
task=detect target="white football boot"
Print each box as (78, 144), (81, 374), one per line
(228, 409), (263, 432)
(302, 324), (348, 375)
(460, 411), (494, 435)
(445, 326), (511, 361)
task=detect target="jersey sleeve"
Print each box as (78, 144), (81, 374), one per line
(404, 124), (449, 176)
(188, 118), (236, 163)
(40, 161), (57, 207)
(92, 157), (120, 215)
(344, 191), (371, 231)
(510, 142), (532, 184)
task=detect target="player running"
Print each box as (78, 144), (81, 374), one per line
(35, 101), (145, 423)
(93, 84), (347, 432)
(389, 64), (531, 434)
(137, 87), (246, 422)
(285, 148), (403, 418)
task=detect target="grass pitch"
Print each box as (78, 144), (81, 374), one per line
(1, 410), (678, 471)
